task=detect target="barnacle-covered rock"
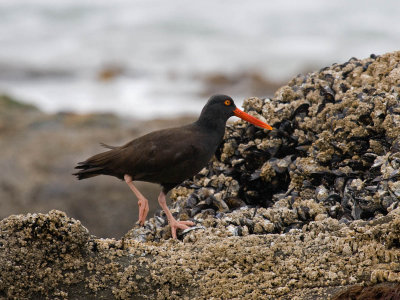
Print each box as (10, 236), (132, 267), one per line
(125, 51), (400, 241)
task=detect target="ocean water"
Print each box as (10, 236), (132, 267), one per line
(0, 0), (399, 119)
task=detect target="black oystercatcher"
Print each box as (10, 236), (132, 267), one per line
(73, 95), (272, 238)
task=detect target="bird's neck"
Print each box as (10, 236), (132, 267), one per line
(194, 113), (227, 139)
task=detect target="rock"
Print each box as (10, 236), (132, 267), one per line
(2, 208), (400, 299)
(331, 282), (400, 300)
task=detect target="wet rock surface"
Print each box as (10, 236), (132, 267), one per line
(1, 51), (400, 299)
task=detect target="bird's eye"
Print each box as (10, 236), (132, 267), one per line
(224, 99), (231, 106)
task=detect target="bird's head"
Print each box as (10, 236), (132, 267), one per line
(199, 94), (273, 130)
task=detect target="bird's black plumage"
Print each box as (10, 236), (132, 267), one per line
(74, 94), (236, 192)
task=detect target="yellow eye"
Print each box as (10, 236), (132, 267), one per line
(224, 99), (231, 106)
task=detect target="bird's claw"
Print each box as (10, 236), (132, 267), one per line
(169, 219), (195, 239)
(136, 219), (145, 226)
(137, 198), (149, 226)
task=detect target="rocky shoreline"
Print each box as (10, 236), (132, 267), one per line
(1, 51), (400, 299)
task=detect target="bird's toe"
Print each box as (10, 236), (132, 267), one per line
(169, 219), (195, 239)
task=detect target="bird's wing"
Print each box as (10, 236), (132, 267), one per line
(119, 125), (206, 181)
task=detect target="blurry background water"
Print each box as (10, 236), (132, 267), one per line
(0, 0), (399, 119)
(0, 0), (399, 237)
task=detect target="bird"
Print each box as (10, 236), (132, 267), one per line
(73, 94), (272, 239)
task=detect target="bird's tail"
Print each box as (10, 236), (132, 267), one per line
(73, 143), (121, 180)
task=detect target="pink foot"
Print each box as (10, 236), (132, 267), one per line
(169, 219), (195, 239)
(157, 191), (195, 239)
(137, 197), (149, 226)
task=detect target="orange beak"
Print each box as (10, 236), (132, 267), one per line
(233, 108), (273, 130)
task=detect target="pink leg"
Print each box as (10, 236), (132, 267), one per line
(124, 175), (149, 226)
(158, 191), (194, 239)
